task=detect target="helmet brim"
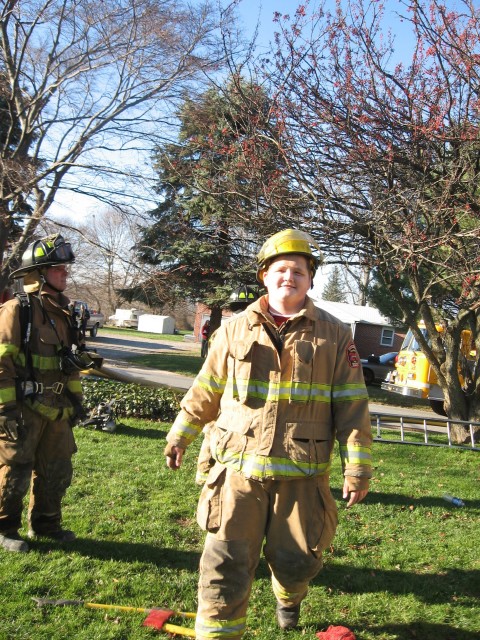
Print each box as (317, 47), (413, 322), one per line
(256, 252), (317, 284)
(10, 258), (75, 280)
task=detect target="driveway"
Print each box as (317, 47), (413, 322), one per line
(87, 330), (199, 363)
(84, 329), (199, 391)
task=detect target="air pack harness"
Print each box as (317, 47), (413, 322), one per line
(14, 292), (91, 422)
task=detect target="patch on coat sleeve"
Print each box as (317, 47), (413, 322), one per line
(346, 341), (360, 368)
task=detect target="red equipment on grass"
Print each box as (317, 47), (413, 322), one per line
(33, 598), (196, 636)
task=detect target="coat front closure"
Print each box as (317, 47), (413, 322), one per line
(167, 296), (372, 486)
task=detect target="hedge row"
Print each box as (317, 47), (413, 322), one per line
(81, 377), (183, 422)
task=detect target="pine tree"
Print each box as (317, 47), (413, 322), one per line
(125, 77), (303, 331)
(322, 266), (348, 303)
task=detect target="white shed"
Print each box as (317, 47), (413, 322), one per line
(137, 314), (175, 334)
(109, 308), (145, 328)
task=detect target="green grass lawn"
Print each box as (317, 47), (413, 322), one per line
(100, 326), (191, 342)
(128, 352), (204, 377)
(1, 418), (478, 639)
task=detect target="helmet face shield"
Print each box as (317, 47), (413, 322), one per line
(48, 239), (75, 263)
(10, 234), (75, 279)
(34, 235), (75, 264)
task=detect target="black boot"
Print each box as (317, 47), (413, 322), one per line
(0, 532), (29, 553)
(276, 602), (301, 630)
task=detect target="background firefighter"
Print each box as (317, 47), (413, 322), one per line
(200, 319), (211, 358)
(0, 234), (84, 553)
(165, 229), (372, 639)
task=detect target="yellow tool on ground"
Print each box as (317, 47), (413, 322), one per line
(33, 598), (196, 636)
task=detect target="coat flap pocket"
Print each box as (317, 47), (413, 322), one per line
(294, 340), (314, 363)
(287, 421), (331, 441)
(205, 461), (226, 487)
(232, 340), (255, 361)
(38, 326), (60, 346)
(215, 411), (251, 435)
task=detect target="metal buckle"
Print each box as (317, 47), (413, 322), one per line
(49, 382), (64, 395)
(21, 381), (44, 395)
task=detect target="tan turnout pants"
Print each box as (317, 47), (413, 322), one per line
(194, 464), (338, 640)
(0, 404), (76, 535)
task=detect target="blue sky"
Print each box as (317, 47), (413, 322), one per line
(236, 0), (419, 64)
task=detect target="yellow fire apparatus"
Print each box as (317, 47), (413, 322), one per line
(381, 325), (475, 415)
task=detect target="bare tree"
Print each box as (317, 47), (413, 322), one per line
(257, 0), (480, 435)
(72, 210), (142, 316)
(36, 209), (142, 315)
(0, 0), (231, 290)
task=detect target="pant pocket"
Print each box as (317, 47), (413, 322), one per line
(307, 482), (338, 556)
(196, 464), (226, 532)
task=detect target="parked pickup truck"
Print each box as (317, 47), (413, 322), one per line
(73, 300), (105, 338)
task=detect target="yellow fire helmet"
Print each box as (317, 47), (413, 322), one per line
(256, 229), (323, 284)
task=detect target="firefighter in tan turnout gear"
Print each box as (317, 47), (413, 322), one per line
(165, 229), (372, 639)
(0, 234), (86, 553)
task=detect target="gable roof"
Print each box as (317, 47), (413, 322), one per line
(310, 297), (392, 326)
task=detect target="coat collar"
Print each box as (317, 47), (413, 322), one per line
(247, 294), (317, 327)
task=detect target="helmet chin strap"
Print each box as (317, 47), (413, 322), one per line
(39, 271), (63, 295)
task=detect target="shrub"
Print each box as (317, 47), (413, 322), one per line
(81, 377), (182, 421)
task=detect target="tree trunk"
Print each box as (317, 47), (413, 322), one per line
(209, 305), (223, 336)
(443, 386), (480, 445)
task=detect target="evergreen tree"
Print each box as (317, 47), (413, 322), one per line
(365, 268), (413, 327)
(126, 77), (302, 331)
(322, 266), (348, 303)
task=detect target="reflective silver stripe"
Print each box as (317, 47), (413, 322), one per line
(0, 343), (19, 357)
(226, 379), (332, 402)
(197, 372), (226, 394)
(201, 375), (367, 404)
(28, 399), (73, 421)
(332, 384), (369, 401)
(215, 449), (332, 479)
(340, 444), (372, 466)
(171, 417), (203, 443)
(0, 386), (16, 403)
(195, 615), (246, 638)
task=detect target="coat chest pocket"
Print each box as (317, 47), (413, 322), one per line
(34, 326), (61, 368)
(230, 341), (274, 404)
(229, 341), (254, 402)
(37, 325), (60, 348)
(291, 340), (315, 402)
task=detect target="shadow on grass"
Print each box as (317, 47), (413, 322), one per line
(30, 537), (201, 568)
(91, 423), (170, 439)
(93, 335), (181, 351)
(312, 563), (479, 605)
(28, 541), (478, 639)
(330, 487), (480, 509)
(248, 553), (479, 607)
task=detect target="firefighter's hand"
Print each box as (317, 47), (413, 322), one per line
(343, 479), (368, 507)
(166, 446), (184, 470)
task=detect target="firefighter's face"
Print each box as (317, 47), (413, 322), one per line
(263, 254), (311, 312)
(45, 264), (69, 292)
